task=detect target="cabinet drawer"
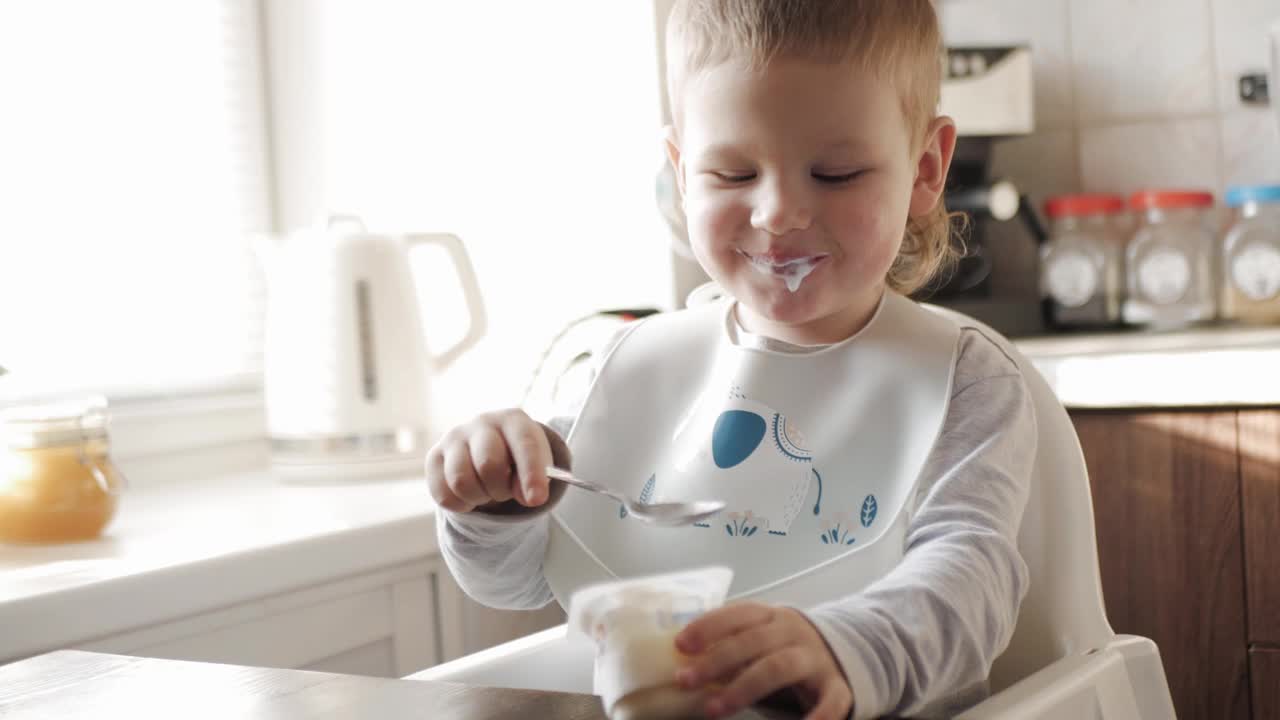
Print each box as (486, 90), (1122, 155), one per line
(1252, 648), (1280, 720)
(134, 587), (393, 670)
(1241, 412), (1280, 644)
(79, 561), (442, 678)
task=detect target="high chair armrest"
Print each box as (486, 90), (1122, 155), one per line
(409, 628), (1174, 720)
(957, 635), (1174, 720)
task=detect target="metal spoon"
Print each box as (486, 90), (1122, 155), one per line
(544, 466), (725, 527)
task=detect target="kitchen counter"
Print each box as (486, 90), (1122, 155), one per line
(0, 471), (440, 664)
(0, 650), (802, 719)
(1012, 324), (1280, 409)
(0, 650), (613, 720)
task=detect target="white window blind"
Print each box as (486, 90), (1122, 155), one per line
(267, 0), (673, 427)
(0, 0), (272, 402)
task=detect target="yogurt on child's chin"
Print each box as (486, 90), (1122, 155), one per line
(740, 251), (828, 293)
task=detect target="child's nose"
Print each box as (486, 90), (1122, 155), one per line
(750, 178), (813, 235)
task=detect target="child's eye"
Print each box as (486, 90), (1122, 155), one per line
(710, 171), (756, 183)
(812, 170), (862, 185)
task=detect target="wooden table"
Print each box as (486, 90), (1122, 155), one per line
(0, 650), (797, 719)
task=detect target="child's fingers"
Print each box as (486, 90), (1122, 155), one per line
(803, 679), (854, 720)
(676, 602), (774, 654)
(706, 647), (814, 719)
(677, 621), (789, 689)
(469, 425), (517, 503)
(498, 414), (551, 505)
(426, 447), (472, 512)
(443, 443), (491, 508)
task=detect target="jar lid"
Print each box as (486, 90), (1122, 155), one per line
(1225, 185), (1280, 208)
(1128, 190), (1214, 211)
(1044, 194), (1126, 218)
(0, 396), (109, 450)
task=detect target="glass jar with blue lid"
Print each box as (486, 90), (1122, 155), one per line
(1220, 185), (1280, 324)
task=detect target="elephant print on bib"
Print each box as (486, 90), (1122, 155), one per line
(643, 387), (824, 536)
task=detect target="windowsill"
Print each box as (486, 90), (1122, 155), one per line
(0, 466), (442, 664)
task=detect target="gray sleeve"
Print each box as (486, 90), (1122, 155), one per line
(436, 506), (556, 611)
(434, 415), (576, 611)
(434, 323), (636, 610)
(804, 330), (1036, 719)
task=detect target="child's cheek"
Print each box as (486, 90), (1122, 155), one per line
(837, 196), (905, 267)
(689, 192), (749, 246)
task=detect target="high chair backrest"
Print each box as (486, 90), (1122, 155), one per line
(926, 306), (1115, 692)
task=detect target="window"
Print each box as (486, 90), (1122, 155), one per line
(1, 0), (673, 437)
(264, 1), (674, 426)
(0, 0), (272, 403)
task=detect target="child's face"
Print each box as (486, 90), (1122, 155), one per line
(667, 57), (953, 345)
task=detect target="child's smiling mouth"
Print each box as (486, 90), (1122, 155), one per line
(737, 249), (829, 292)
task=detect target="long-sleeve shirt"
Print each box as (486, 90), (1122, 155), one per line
(436, 322), (1035, 719)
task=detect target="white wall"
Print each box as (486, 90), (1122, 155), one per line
(262, 1), (676, 434)
(939, 0), (1280, 299)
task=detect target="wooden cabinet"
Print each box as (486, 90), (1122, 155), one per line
(1073, 409), (1280, 720)
(77, 558), (466, 679)
(1241, 412), (1280, 648)
(1241, 411), (1280, 720)
(1253, 648), (1280, 720)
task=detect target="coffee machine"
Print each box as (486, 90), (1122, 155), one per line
(924, 45), (1047, 336)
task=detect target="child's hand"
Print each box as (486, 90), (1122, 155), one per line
(674, 602), (853, 720)
(426, 409), (557, 512)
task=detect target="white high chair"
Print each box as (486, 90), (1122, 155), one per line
(409, 305), (1176, 720)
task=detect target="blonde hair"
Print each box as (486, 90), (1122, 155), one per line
(665, 0), (963, 295)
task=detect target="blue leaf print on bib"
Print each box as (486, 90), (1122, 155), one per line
(620, 474), (658, 519)
(639, 474), (656, 503)
(861, 495), (878, 528)
(711, 410), (766, 469)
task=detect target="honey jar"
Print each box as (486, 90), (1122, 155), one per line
(0, 396), (125, 543)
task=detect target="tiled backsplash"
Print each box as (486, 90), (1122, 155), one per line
(939, 0), (1280, 298)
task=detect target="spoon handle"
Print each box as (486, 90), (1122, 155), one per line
(545, 466), (622, 502)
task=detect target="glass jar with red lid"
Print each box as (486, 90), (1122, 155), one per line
(1040, 194), (1128, 328)
(1123, 190), (1218, 328)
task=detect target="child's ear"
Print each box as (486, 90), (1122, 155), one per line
(909, 116), (958, 218)
(663, 124), (687, 199)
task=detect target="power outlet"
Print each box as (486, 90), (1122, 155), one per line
(1240, 73), (1270, 105)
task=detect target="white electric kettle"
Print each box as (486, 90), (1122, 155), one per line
(259, 215), (486, 481)
(1272, 21), (1280, 140)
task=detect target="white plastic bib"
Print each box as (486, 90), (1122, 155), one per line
(546, 292), (961, 609)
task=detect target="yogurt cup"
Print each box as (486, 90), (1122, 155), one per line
(568, 566), (734, 717)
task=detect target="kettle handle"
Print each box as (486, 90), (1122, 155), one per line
(404, 233), (488, 372)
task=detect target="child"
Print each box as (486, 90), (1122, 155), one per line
(428, 1), (1034, 718)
